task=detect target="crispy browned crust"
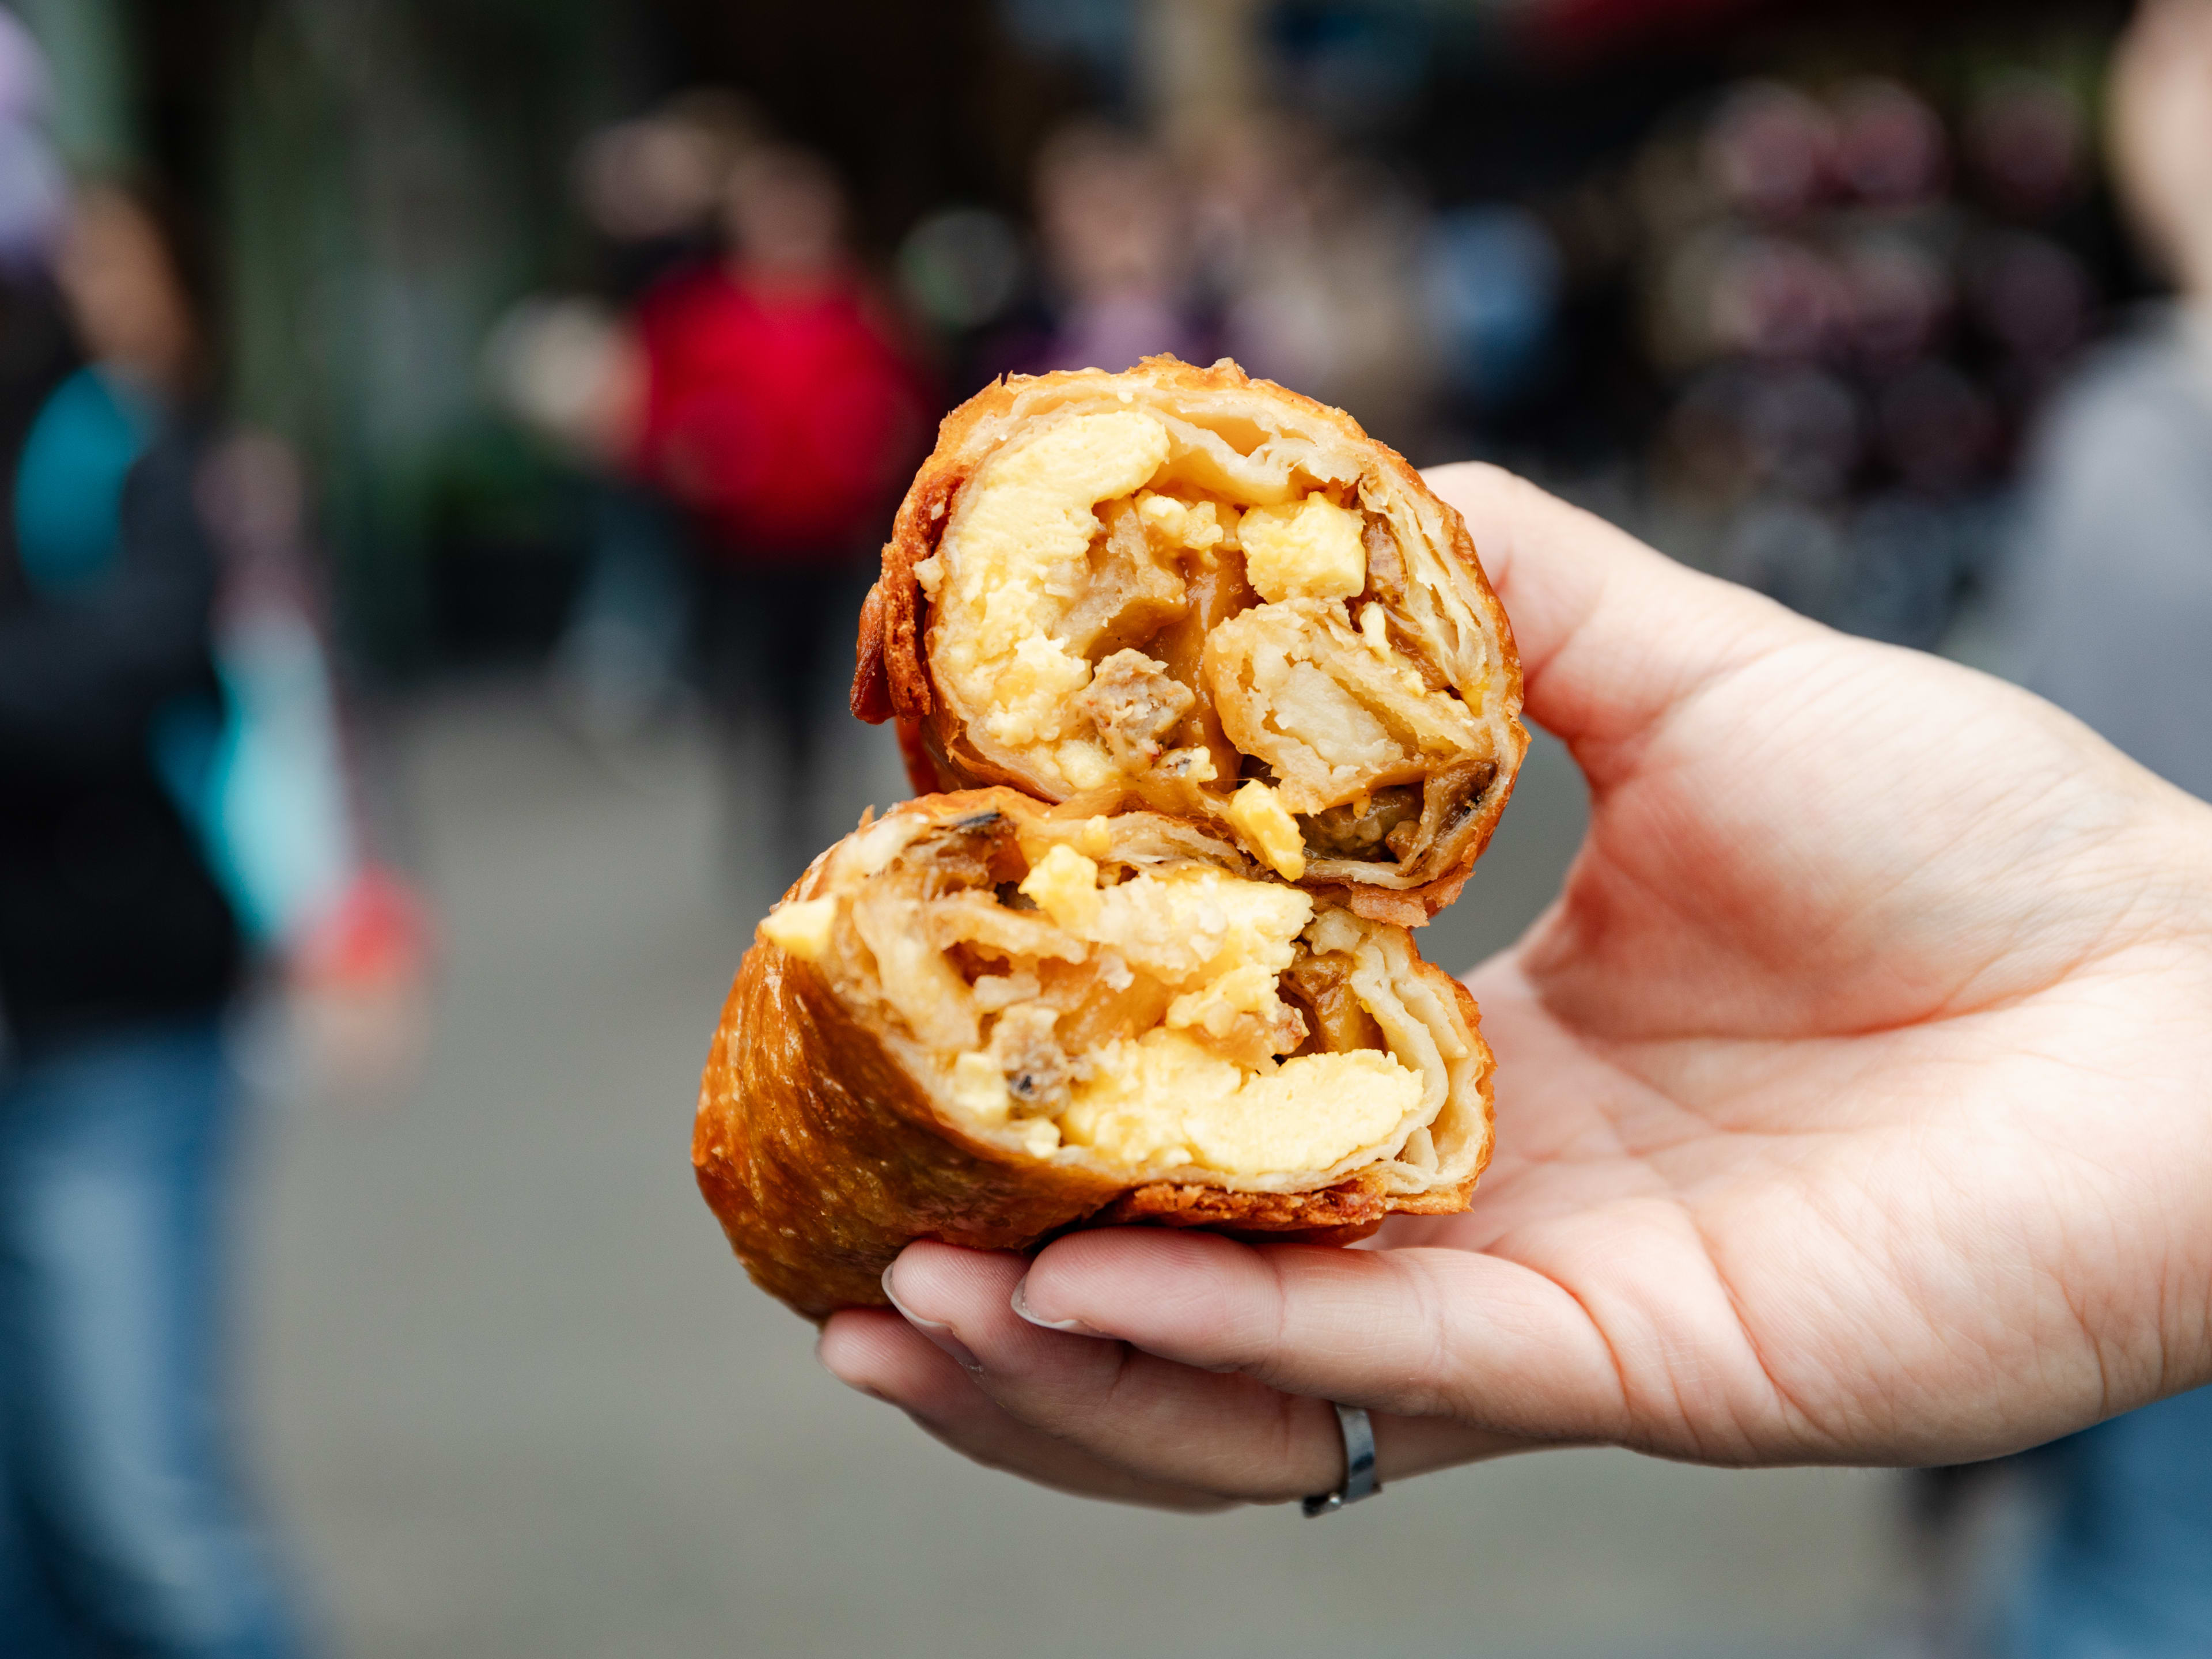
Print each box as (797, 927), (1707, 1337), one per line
(692, 927), (1122, 1321)
(692, 806), (1498, 1319)
(849, 357), (1525, 923)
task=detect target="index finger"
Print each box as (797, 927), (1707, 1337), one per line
(1015, 1226), (1639, 1450)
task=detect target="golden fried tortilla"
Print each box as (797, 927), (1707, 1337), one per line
(694, 789), (1495, 1319)
(852, 357), (1528, 925)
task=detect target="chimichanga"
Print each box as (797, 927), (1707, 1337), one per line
(852, 356), (1527, 925)
(693, 789), (1495, 1319)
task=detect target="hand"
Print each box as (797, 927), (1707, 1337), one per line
(816, 464), (2212, 1509)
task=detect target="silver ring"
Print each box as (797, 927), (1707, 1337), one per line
(1300, 1403), (1381, 1517)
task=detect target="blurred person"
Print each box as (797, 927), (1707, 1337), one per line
(1990, 5), (2212, 1650)
(575, 89), (766, 296)
(631, 142), (928, 878)
(486, 294), (687, 744)
(1185, 114), (1436, 448)
(1028, 122), (1207, 374)
(530, 93), (769, 747)
(2012, 0), (2212, 813)
(1422, 203), (1562, 437)
(0, 181), (303, 1655)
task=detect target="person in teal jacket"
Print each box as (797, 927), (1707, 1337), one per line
(0, 180), (302, 1658)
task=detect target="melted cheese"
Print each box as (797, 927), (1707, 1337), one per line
(1225, 780), (1308, 881)
(759, 896), (838, 961)
(1057, 1032), (1416, 1175)
(931, 411), (1173, 789)
(1238, 493), (1366, 603)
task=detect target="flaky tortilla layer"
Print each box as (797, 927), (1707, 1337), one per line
(693, 790), (1495, 1319)
(851, 357), (1528, 925)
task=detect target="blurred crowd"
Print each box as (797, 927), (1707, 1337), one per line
(1637, 70), (2101, 646)
(494, 47), (2123, 805)
(3, 0), (2211, 1650)
(894, 109), (1548, 454)
(487, 16), (2212, 1653)
(490, 94), (1565, 875)
(0, 13), (426, 1653)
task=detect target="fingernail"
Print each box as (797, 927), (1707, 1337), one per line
(1010, 1278), (1110, 1339)
(880, 1263), (982, 1371)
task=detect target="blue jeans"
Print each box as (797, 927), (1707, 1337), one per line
(0, 1019), (301, 1656)
(2007, 1386), (2212, 1658)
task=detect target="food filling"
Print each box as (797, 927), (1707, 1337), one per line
(914, 406), (1504, 882)
(768, 809), (1438, 1181)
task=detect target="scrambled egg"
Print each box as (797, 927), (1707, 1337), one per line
(1136, 491), (1236, 552)
(1165, 962), (1279, 1042)
(1238, 493), (1366, 604)
(1058, 1032), (1416, 1175)
(1022, 847), (1311, 984)
(928, 410), (1172, 790)
(1017, 843), (1105, 931)
(960, 853), (1422, 1176)
(1099, 865), (1305, 984)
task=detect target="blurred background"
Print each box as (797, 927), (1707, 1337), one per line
(0, 0), (2198, 1654)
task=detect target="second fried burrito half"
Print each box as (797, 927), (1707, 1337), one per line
(694, 789), (1494, 1318)
(853, 356), (1528, 923)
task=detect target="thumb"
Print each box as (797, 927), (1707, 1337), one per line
(1423, 462), (1809, 782)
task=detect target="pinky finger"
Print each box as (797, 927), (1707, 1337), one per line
(816, 1310), (1236, 1513)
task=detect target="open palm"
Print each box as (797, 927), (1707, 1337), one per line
(818, 464), (2212, 1510)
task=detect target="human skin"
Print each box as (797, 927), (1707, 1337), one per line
(815, 461), (2212, 1512)
(2111, 0), (2212, 303)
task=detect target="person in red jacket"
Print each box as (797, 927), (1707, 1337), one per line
(632, 143), (928, 880)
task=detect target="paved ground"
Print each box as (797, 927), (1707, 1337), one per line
(242, 681), (1913, 1658)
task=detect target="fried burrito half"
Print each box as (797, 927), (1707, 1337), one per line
(694, 789), (1494, 1319)
(852, 356), (1528, 925)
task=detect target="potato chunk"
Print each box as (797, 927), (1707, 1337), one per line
(1204, 599), (1484, 813)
